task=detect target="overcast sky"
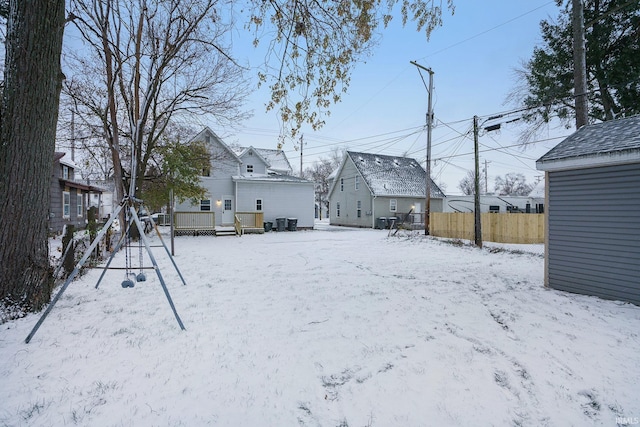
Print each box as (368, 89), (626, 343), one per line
(228, 0), (570, 194)
(58, 1), (571, 195)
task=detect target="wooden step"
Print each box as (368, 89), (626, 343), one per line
(215, 226), (237, 236)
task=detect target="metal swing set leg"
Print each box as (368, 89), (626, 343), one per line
(25, 202), (186, 344)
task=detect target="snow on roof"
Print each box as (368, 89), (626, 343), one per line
(537, 115), (640, 171)
(55, 152), (78, 169)
(254, 148), (292, 172)
(347, 151), (445, 197)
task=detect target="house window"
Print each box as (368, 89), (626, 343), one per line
(256, 199), (263, 211)
(340, 178), (344, 191)
(246, 164), (254, 173)
(200, 199), (211, 211)
(62, 165), (70, 180)
(336, 202), (341, 217)
(355, 176), (360, 190)
(77, 190), (83, 217)
(63, 191), (70, 218)
(357, 200), (362, 218)
(202, 168), (210, 177)
(390, 199), (397, 212)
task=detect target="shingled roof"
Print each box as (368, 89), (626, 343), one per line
(346, 151), (445, 197)
(537, 115), (640, 171)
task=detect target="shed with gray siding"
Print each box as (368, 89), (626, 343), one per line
(536, 116), (640, 305)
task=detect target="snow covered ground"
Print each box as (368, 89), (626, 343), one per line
(1, 222), (639, 426)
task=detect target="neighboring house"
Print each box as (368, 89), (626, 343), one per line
(442, 194), (544, 213)
(49, 152), (103, 233)
(328, 151), (446, 228)
(175, 128), (315, 229)
(536, 115), (640, 305)
(89, 178), (118, 220)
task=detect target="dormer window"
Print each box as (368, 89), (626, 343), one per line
(246, 164), (254, 173)
(62, 165), (70, 180)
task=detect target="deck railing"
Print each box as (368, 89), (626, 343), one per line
(174, 211), (215, 231)
(235, 211), (264, 229)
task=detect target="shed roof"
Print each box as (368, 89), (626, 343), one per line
(536, 115), (640, 171)
(346, 151), (445, 198)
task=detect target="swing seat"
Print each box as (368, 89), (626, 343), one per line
(121, 279), (135, 288)
(136, 273), (147, 282)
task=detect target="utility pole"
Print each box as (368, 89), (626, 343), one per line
(473, 116), (482, 248)
(572, 0), (589, 128)
(410, 61), (434, 235)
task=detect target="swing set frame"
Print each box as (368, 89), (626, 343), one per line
(25, 196), (187, 344)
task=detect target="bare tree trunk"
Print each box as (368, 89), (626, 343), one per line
(0, 0), (66, 313)
(572, 0), (589, 128)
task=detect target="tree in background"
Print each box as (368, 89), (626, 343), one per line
(457, 170), (486, 195)
(508, 0), (640, 141)
(248, 0), (454, 140)
(141, 136), (212, 213)
(303, 149), (343, 219)
(65, 0), (249, 210)
(0, 0), (66, 316)
(494, 173), (533, 196)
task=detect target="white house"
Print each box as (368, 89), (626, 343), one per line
(175, 128), (315, 230)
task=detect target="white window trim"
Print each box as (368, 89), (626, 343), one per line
(390, 199), (397, 212)
(340, 178), (344, 191)
(246, 164), (254, 173)
(200, 199), (211, 211)
(256, 198), (263, 211)
(357, 200), (362, 218)
(62, 191), (70, 219)
(355, 176), (359, 190)
(336, 202), (341, 217)
(77, 190), (83, 217)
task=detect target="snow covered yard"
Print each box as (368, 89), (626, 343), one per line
(1, 224), (639, 426)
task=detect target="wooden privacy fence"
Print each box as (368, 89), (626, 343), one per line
(430, 213), (545, 244)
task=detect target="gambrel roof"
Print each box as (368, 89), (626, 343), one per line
(537, 115), (640, 171)
(336, 151), (445, 198)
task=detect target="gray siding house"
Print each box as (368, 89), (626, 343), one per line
(49, 152), (103, 233)
(328, 151), (445, 228)
(175, 128), (315, 229)
(536, 115), (640, 305)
